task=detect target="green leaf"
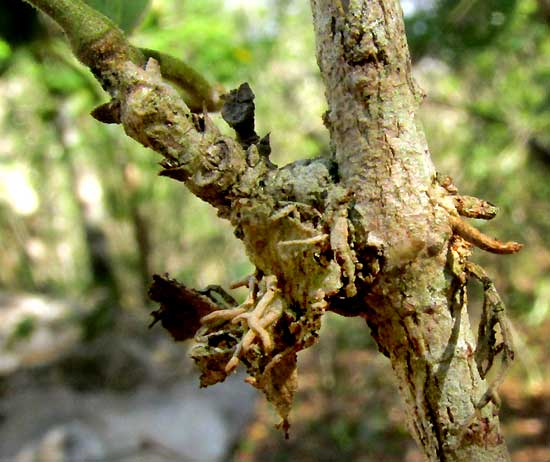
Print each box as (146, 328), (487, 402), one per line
(82, 0), (151, 33)
(0, 39), (11, 60)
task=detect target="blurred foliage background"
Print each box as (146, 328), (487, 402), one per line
(0, 0), (549, 460)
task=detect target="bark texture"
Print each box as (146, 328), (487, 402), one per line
(310, 1), (511, 460)
(25, 0), (520, 460)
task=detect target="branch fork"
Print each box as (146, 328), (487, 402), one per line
(25, 0), (524, 455)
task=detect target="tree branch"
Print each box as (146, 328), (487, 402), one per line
(139, 48), (222, 112)
(25, 0), (222, 112)
(22, 0), (368, 430)
(21, 0), (520, 459)
(311, 0), (514, 460)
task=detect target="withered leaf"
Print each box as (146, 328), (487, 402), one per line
(148, 274), (220, 341)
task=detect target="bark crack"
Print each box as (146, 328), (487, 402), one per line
(424, 363), (446, 461)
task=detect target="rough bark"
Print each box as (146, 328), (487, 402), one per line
(23, 0), (521, 460)
(310, 1), (512, 460)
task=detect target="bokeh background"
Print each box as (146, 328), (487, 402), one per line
(0, 0), (549, 461)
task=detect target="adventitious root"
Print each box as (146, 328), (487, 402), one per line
(278, 234), (328, 247)
(449, 215), (522, 254)
(199, 274), (284, 373)
(440, 175), (522, 254)
(200, 275), (257, 325)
